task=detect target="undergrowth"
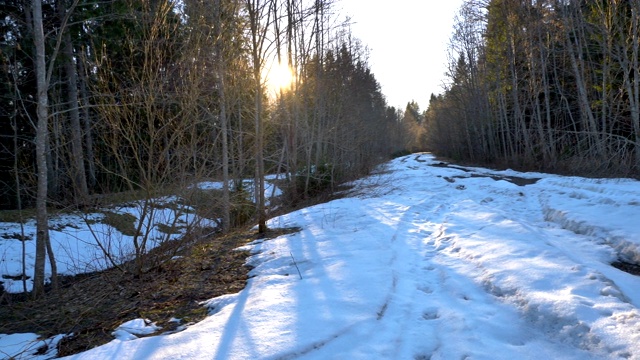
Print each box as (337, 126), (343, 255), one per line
(0, 226), (300, 357)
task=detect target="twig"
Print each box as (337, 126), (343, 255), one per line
(290, 252), (303, 280)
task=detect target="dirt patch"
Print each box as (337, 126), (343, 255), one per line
(430, 162), (472, 172)
(468, 173), (540, 187)
(612, 260), (640, 276)
(413, 155), (428, 163)
(431, 162), (540, 187)
(0, 226), (300, 357)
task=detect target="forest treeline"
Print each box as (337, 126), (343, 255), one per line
(0, 0), (403, 210)
(407, 0), (640, 176)
(1, 0), (408, 296)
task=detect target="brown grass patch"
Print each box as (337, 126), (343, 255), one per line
(0, 226), (300, 357)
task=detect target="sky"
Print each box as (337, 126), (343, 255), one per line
(339, 0), (465, 111)
(4, 153), (640, 359)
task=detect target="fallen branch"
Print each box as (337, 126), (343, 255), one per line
(290, 252), (303, 280)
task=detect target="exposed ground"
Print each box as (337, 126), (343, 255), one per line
(0, 226), (299, 357)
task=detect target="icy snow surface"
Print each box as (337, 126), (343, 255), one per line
(4, 153), (640, 359)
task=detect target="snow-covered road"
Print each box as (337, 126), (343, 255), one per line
(5, 153), (640, 359)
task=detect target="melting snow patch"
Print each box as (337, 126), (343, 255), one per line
(111, 319), (161, 341)
(0, 333), (66, 359)
(200, 293), (241, 315)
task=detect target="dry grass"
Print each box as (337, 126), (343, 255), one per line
(99, 211), (139, 237)
(0, 226), (300, 358)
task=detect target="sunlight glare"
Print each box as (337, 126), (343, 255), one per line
(265, 61), (295, 93)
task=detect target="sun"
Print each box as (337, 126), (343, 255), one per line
(264, 61), (295, 93)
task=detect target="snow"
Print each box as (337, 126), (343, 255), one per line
(0, 178), (281, 294)
(198, 175), (284, 205)
(0, 199), (203, 293)
(3, 153), (640, 359)
(112, 319), (162, 341)
(0, 333), (65, 360)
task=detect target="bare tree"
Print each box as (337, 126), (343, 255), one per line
(245, 0), (274, 234)
(31, 0), (52, 298)
(58, 0), (89, 205)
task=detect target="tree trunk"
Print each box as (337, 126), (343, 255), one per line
(563, 6), (603, 159)
(214, 0), (231, 232)
(59, 0), (89, 205)
(32, 0), (50, 298)
(620, 4), (640, 167)
(11, 109), (28, 294)
(77, 57), (96, 188)
(253, 74), (267, 233)
(245, 0), (270, 234)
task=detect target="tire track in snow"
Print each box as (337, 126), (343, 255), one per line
(376, 177), (483, 359)
(402, 164), (612, 359)
(271, 323), (359, 360)
(361, 196), (446, 358)
(429, 181), (640, 358)
(537, 176), (640, 266)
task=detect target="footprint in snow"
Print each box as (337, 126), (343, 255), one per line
(421, 309), (439, 320)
